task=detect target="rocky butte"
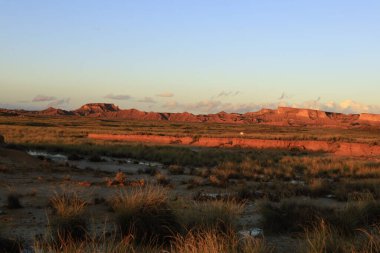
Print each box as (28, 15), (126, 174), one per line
(1, 103), (380, 128)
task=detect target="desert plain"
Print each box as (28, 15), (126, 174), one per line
(1, 103), (380, 252)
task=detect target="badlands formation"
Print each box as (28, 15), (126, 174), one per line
(1, 103), (380, 127)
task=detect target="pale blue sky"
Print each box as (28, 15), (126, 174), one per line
(1, 1), (379, 113)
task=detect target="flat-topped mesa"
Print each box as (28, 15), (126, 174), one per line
(275, 107), (359, 121)
(359, 113), (380, 122)
(276, 107), (326, 119)
(75, 103), (120, 116)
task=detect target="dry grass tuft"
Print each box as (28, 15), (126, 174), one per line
(112, 185), (180, 245)
(171, 229), (273, 253)
(50, 192), (87, 218)
(48, 192), (88, 243)
(180, 199), (245, 233)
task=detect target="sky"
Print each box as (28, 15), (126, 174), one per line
(1, 1), (379, 114)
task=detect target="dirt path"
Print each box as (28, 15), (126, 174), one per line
(88, 133), (380, 157)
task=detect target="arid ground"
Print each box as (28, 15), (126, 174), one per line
(1, 110), (380, 252)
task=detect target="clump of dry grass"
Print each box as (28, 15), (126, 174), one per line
(305, 221), (380, 253)
(173, 231), (229, 253)
(186, 177), (204, 189)
(191, 167), (211, 178)
(50, 192), (87, 218)
(305, 220), (353, 253)
(112, 185), (181, 245)
(155, 172), (171, 186)
(171, 229), (273, 253)
(168, 165), (185, 175)
(180, 199), (245, 233)
(208, 175), (226, 187)
(306, 178), (334, 198)
(48, 192), (88, 243)
(33, 233), (158, 253)
(34, 229), (272, 253)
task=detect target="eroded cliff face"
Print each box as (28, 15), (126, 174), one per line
(2, 103), (380, 127)
(74, 103), (121, 116)
(39, 107), (73, 116)
(359, 113), (380, 122)
(88, 133), (380, 157)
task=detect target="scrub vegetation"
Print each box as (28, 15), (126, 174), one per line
(1, 115), (380, 252)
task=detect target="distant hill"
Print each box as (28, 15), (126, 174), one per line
(1, 103), (380, 127)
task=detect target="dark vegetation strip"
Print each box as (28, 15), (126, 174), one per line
(7, 142), (314, 167)
(260, 199), (380, 235)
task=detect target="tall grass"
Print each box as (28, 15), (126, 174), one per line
(171, 229), (273, 253)
(34, 230), (272, 253)
(34, 233), (158, 253)
(112, 185), (181, 245)
(180, 199), (245, 233)
(48, 192), (88, 243)
(305, 221), (380, 253)
(50, 192), (87, 217)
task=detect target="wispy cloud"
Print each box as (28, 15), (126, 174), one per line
(104, 94), (132, 100)
(156, 92), (174, 98)
(32, 95), (57, 102)
(137, 97), (156, 103)
(217, 90), (240, 98)
(162, 98), (380, 114)
(47, 98), (70, 108)
(163, 99), (266, 113)
(31, 95), (70, 109)
(310, 99), (380, 114)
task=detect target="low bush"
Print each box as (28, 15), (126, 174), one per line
(260, 199), (333, 234)
(260, 199), (380, 236)
(168, 165), (185, 175)
(155, 173), (171, 186)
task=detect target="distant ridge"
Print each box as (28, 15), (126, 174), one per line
(1, 103), (380, 127)
(75, 103), (120, 116)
